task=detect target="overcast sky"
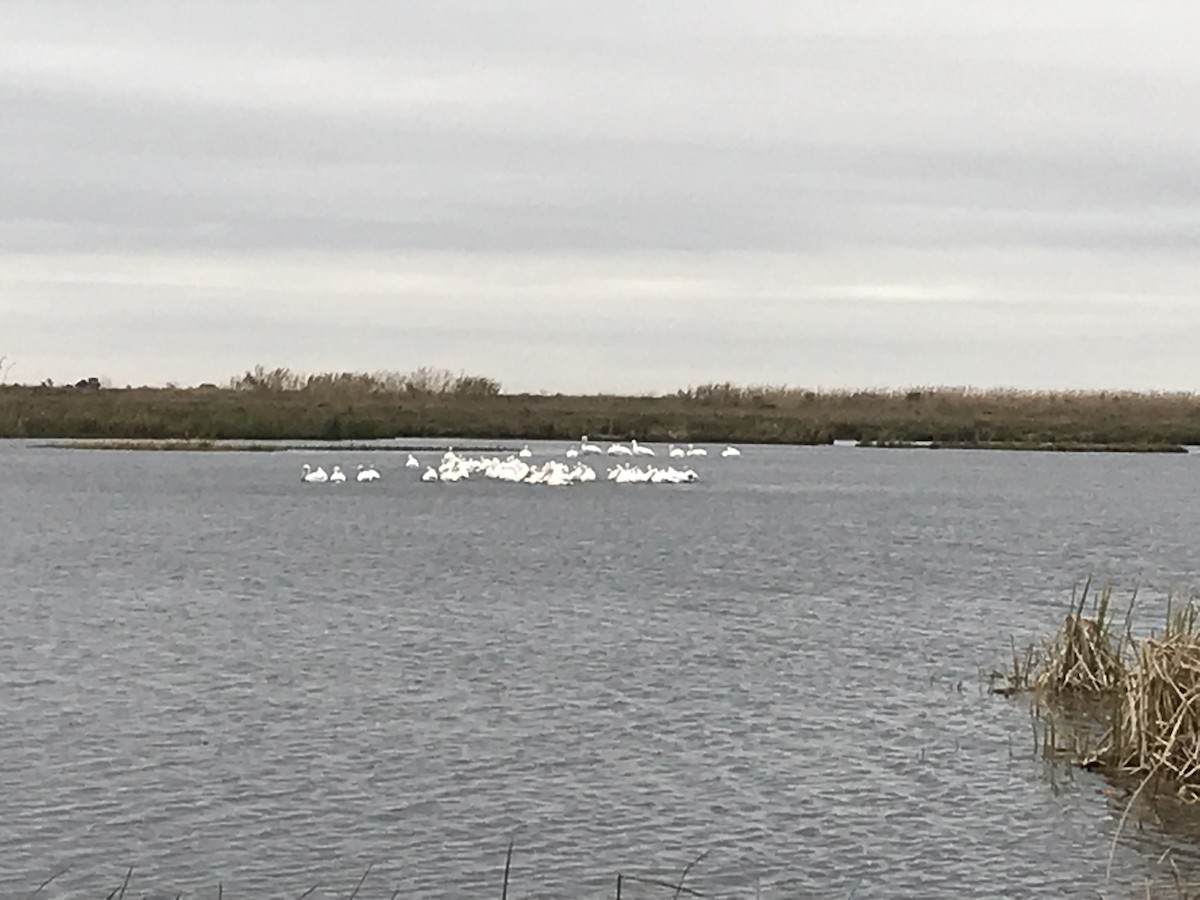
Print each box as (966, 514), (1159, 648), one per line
(3, 2), (1200, 393)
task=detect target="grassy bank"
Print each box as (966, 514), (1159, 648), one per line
(50, 439), (291, 452)
(862, 440), (1189, 453)
(46, 439), (520, 452)
(4, 369), (1200, 446)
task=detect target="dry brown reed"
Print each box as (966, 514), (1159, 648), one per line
(226, 365), (501, 398)
(996, 588), (1200, 893)
(1087, 600), (1200, 798)
(1034, 582), (1130, 699)
(1005, 583), (1200, 803)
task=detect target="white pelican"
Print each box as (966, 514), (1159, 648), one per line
(405, 454), (419, 468)
(580, 435), (603, 455)
(301, 464), (328, 483)
(541, 462), (573, 486)
(668, 444), (685, 458)
(565, 447), (579, 458)
(607, 442), (633, 456)
(631, 439), (655, 456)
(357, 464), (381, 482)
(612, 464), (648, 483)
(518, 444), (533, 458)
(439, 464), (468, 482)
(685, 444), (707, 456)
(421, 466), (439, 482)
(329, 465), (347, 483)
(721, 445), (742, 457)
(487, 456), (530, 482)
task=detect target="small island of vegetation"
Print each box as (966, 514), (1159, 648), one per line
(2, 364), (1200, 451)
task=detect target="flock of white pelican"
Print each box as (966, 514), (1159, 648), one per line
(300, 463), (381, 483)
(300, 437), (743, 487)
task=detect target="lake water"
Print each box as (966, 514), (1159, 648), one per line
(2, 439), (1199, 898)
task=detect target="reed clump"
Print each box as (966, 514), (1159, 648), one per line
(1003, 584), (1200, 801)
(1034, 584), (1129, 698)
(1086, 601), (1200, 797)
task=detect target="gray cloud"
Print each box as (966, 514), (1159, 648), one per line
(3, 1), (1200, 391)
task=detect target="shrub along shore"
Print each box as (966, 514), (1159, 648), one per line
(3, 367), (1200, 449)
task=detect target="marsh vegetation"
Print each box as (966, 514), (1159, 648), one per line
(997, 583), (1200, 893)
(3, 366), (1200, 447)
(1000, 584), (1200, 791)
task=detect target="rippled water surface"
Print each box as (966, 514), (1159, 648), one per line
(3, 439), (1200, 898)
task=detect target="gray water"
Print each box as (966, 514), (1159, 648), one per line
(2, 439), (1199, 899)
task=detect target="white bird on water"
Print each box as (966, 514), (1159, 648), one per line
(580, 436), (603, 455)
(301, 464), (328, 483)
(405, 454), (419, 468)
(685, 444), (707, 457)
(668, 444), (685, 458)
(329, 465), (347, 483)
(631, 439), (655, 456)
(721, 445), (742, 457)
(518, 444), (533, 458)
(399, 448), (696, 488)
(357, 464), (381, 482)
(607, 462), (700, 484)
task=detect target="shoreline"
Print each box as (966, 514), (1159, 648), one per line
(4, 382), (1200, 451)
(37, 437), (1193, 454)
(858, 439), (1189, 454)
(41, 439), (526, 453)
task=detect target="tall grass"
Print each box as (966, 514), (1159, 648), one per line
(1002, 584), (1200, 800)
(1034, 582), (1130, 698)
(996, 587), (1200, 895)
(226, 365), (501, 398)
(1090, 599), (1200, 794)
(4, 369), (1200, 443)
